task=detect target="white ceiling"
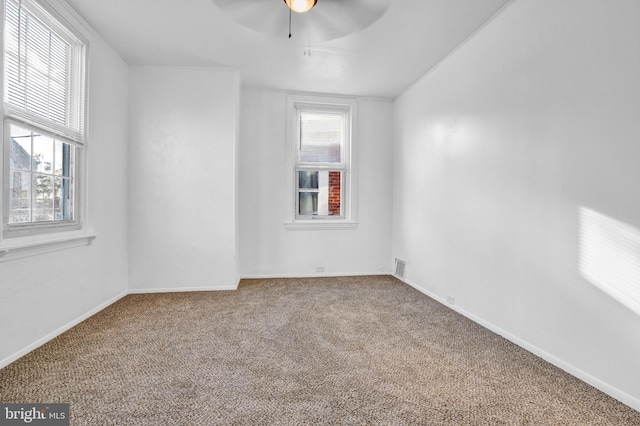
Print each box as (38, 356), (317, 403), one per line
(64, 0), (512, 99)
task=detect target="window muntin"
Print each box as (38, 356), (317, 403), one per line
(2, 0), (86, 237)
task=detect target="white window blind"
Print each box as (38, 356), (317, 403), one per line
(3, 0), (86, 145)
(299, 112), (344, 164)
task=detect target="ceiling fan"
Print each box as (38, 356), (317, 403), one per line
(211, 0), (392, 42)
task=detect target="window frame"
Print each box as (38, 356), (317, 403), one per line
(0, 0), (88, 240)
(285, 95), (358, 230)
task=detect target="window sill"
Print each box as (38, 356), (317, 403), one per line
(0, 232), (97, 263)
(284, 221), (358, 231)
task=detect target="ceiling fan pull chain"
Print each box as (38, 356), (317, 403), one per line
(288, 6), (292, 38)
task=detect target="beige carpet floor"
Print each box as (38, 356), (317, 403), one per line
(0, 275), (639, 425)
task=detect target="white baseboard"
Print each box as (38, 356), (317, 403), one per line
(241, 271), (389, 279)
(128, 285), (238, 294)
(0, 289), (128, 370)
(395, 274), (640, 413)
(11, 272), (636, 413)
(1, 284), (241, 369)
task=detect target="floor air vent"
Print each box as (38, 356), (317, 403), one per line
(394, 258), (406, 279)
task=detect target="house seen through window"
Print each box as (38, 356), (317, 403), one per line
(9, 125), (74, 223)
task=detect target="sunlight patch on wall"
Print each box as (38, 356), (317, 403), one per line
(579, 207), (640, 315)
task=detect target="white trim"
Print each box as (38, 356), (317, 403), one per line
(286, 94), (358, 229)
(0, 232), (96, 262)
(3, 106), (85, 146)
(0, 289), (127, 369)
(393, 274), (640, 413)
(284, 221), (358, 231)
(128, 285), (239, 294)
(4, 268), (638, 413)
(0, 282), (241, 369)
(1, 0), (89, 239)
(38, 0), (96, 40)
(241, 271), (388, 279)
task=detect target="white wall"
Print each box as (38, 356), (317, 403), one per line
(239, 89), (393, 277)
(128, 67), (240, 291)
(393, 0), (640, 408)
(0, 1), (129, 366)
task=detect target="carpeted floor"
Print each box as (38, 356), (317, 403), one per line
(0, 275), (638, 425)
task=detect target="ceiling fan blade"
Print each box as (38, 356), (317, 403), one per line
(318, 0), (391, 17)
(300, 0), (390, 41)
(299, 12), (342, 42)
(212, 0), (288, 36)
(210, 0), (391, 41)
(315, 0), (391, 28)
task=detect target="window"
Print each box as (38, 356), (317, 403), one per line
(2, 0), (86, 238)
(286, 96), (357, 230)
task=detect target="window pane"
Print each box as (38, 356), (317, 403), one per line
(54, 177), (72, 221)
(32, 132), (54, 173)
(7, 124), (75, 225)
(9, 171), (31, 223)
(298, 170), (318, 189)
(33, 174), (54, 222)
(299, 112), (343, 163)
(54, 140), (73, 177)
(9, 124), (32, 171)
(298, 170), (342, 217)
(54, 140), (63, 175)
(327, 170), (342, 216)
(299, 192), (318, 216)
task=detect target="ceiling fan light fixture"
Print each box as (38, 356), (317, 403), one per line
(284, 0), (317, 13)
